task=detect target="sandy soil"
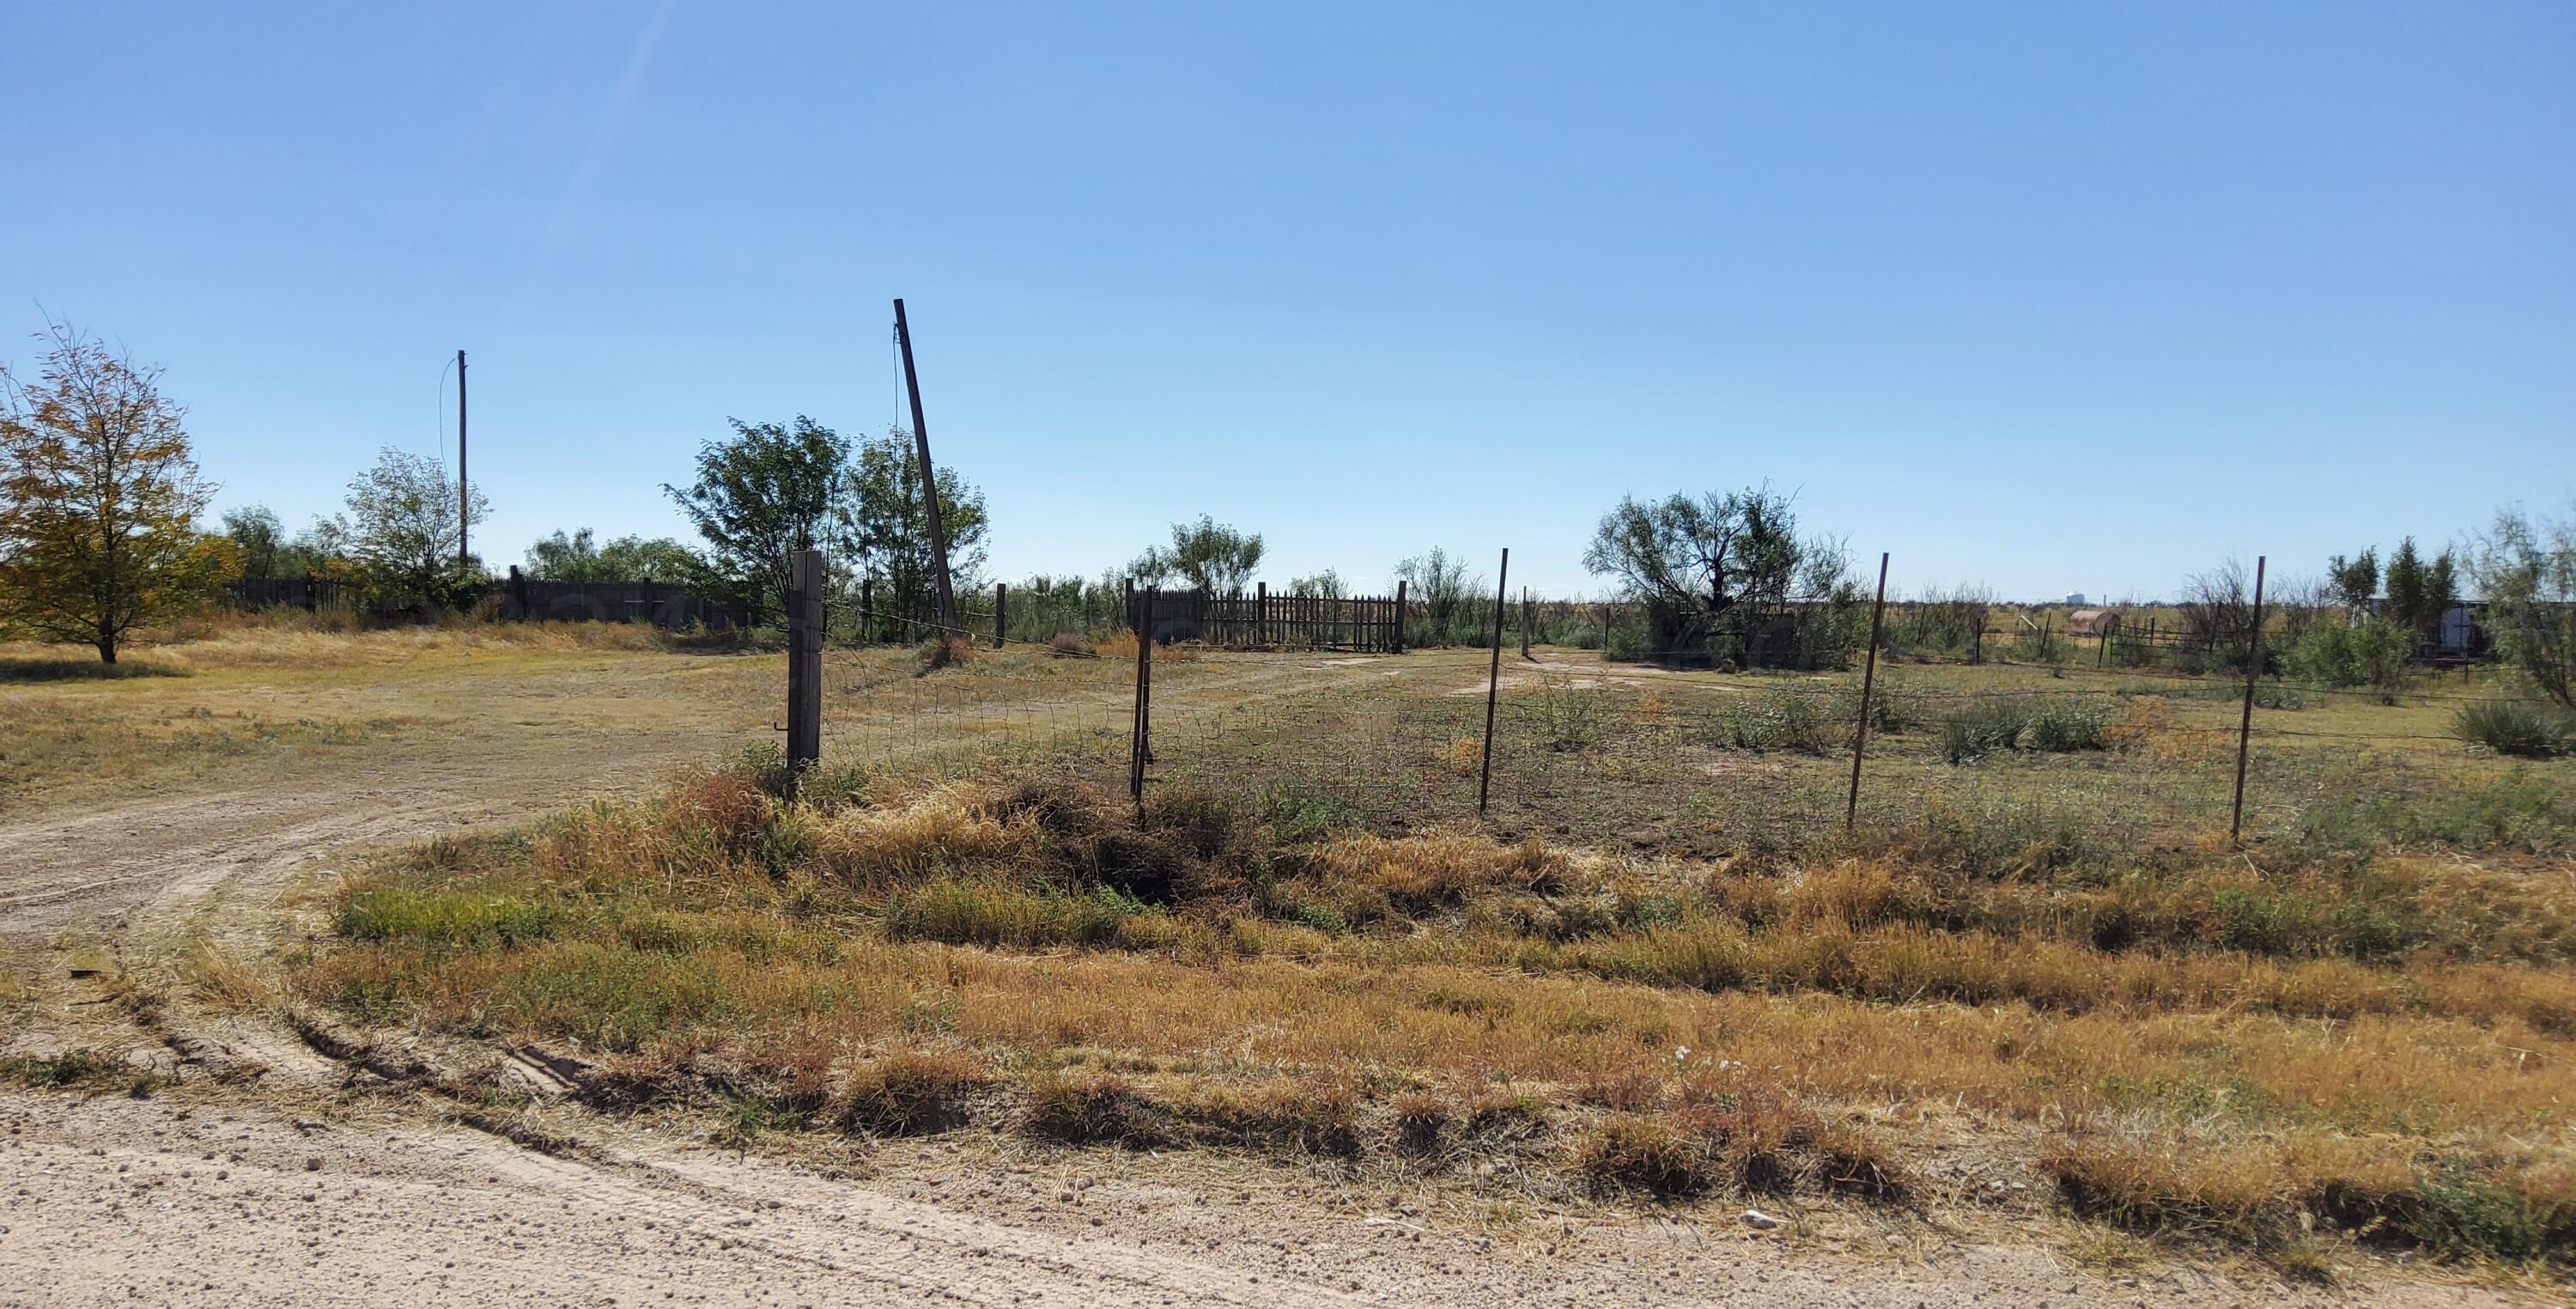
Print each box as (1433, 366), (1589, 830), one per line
(0, 648), (2545, 1306)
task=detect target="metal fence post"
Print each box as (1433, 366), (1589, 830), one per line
(994, 581), (1007, 648)
(2230, 556), (2268, 843)
(1479, 549), (1510, 816)
(786, 548), (823, 784)
(1845, 552), (1891, 831)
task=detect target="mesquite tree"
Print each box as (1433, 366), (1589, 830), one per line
(0, 323), (233, 662)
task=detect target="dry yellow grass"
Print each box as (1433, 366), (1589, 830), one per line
(296, 763), (2576, 1270)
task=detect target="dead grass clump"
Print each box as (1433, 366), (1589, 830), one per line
(1391, 1091), (1450, 1154)
(1046, 633), (1096, 659)
(670, 769), (771, 852)
(837, 1048), (993, 1135)
(1026, 1071), (1163, 1146)
(180, 937), (276, 1013)
(812, 788), (1037, 889)
(1304, 830), (1574, 913)
(1178, 1078), (1362, 1157)
(1578, 1083), (1904, 1201)
(576, 1047), (696, 1111)
(918, 636), (977, 672)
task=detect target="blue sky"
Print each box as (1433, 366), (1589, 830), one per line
(9, 2), (2569, 600)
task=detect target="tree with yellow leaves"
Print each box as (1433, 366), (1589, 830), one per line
(0, 322), (235, 662)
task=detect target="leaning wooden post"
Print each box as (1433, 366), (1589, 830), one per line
(1479, 549), (1510, 816)
(786, 548), (824, 786)
(1129, 588), (1157, 807)
(993, 582), (1007, 648)
(1844, 552), (1891, 831)
(2230, 556), (2268, 843)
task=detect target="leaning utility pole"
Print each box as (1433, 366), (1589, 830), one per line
(892, 299), (959, 633)
(455, 349), (469, 573)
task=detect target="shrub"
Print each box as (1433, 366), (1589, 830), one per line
(2455, 701), (2573, 759)
(1937, 701), (2028, 764)
(2008, 624), (2068, 666)
(2023, 698), (2112, 752)
(1937, 697), (2111, 763)
(1526, 673), (1610, 751)
(1831, 673), (1921, 733)
(1706, 685), (1837, 754)
(2283, 618), (2412, 697)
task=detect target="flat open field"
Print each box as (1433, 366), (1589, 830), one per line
(4, 620), (2572, 1306)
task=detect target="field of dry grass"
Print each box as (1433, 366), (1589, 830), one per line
(12, 617), (2573, 1284)
(298, 741), (2576, 1280)
(0, 614), (770, 814)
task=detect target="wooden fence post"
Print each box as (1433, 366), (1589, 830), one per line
(2230, 556), (2268, 843)
(1479, 549), (1510, 816)
(1129, 588), (1157, 807)
(1394, 580), (1407, 653)
(1256, 581), (1267, 648)
(1519, 587), (1532, 659)
(994, 582), (1007, 648)
(860, 577), (873, 644)
(786, 548), (823, 786)
(1845, 552), (1890, 831)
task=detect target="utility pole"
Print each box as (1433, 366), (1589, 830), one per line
(892, 300), (959, 633)
(455, 350), (468, 574)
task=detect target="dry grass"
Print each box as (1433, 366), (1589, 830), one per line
(295, 757), (2576, 1271)
(179, 936), (276, 1014)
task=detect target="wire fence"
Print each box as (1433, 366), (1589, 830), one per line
(805, 590), (2569, 859)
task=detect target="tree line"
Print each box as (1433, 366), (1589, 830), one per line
(6, 320), (2567, 702)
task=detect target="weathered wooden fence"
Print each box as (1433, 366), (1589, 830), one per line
(228, 571), (745, 629)
(1127, 585), (1408, 653)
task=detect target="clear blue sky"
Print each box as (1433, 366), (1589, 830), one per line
(9, 2), (2570, 600)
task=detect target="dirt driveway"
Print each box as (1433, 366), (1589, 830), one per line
(0, 644), (2536, 1307)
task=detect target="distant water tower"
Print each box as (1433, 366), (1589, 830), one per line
(2065, 592), (2087, 606)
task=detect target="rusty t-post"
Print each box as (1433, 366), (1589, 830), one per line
(2230, 556), (2268, 843)
(1845, 551), (1891, 831)
(1479, 549), (1510, 816)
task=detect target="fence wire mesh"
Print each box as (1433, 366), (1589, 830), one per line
(815, 618), (2572, 855)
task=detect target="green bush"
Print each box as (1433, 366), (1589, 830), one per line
(2024, 698), (2112, 752)
(2282, 618), (2412, 697)
(1706, 685), (1838, 754)
(1937, 697), (2112, 764)
(1937, 701), (2028, 764)
(1527, 673), (1611, 751)
(1832, 673), (1922, 733)
(2455, 701), (2573, 758)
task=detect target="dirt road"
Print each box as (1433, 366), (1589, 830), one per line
(0, 648), (2537, 1307)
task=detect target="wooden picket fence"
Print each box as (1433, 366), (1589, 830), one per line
(1127, 585), (1408, 653)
